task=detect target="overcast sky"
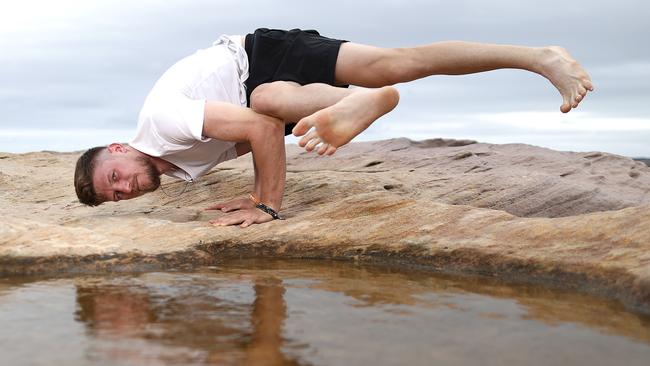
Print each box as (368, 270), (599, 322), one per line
(1, 0), (649, 156)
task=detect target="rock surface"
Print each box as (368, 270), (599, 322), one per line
(1, 138), (649, 311)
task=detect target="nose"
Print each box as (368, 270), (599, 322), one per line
(120, 179), (132, 194)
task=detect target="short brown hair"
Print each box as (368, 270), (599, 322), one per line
(74, 146), (106, 206)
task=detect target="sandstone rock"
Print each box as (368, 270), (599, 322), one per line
(635, 158), (650, 167)
(1, 139), (649, 311)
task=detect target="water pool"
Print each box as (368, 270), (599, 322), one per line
(1, 259), (649, 366)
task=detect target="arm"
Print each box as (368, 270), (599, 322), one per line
(203, 143), (263, 213)
(201, 101), (286, 227)
(234, 142), (262, 200)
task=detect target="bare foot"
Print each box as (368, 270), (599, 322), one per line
(537, 46), (594, 113)
(292, 86), (400, 152)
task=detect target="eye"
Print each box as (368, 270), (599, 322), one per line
(115, 192), (122, 201)
(112, 171), (117, 181)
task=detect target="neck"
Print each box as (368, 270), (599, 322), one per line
(150, 156), (177, 175)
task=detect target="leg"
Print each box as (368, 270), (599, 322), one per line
(291, 86), (400, 150)
(292, 41), (593, 151)
(250, 81), (354, 123)
(334, 41), (594, 113)
(250, 81), (399, 155)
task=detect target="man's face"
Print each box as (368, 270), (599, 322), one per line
(92, 145), (161, 202)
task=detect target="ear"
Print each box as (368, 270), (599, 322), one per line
(107, 143), (128, 154)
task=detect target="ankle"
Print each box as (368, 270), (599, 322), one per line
(534, 46), (565, 75)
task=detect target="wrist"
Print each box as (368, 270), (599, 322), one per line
(248, 193), (280, 210)
(249, 193), (284, 220)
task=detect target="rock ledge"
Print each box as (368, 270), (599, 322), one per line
(1, 138), (649, 312)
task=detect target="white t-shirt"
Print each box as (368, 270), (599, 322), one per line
(130, 35), (248, 181)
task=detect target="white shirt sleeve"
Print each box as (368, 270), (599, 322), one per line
(145, 96), (208, 144)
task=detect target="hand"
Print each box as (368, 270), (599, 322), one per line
(209, 208), (273, 228)
(205, 197), (254, 213)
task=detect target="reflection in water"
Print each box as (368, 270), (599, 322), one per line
(74, 274), (300, 365)
(76, 284), (154, 336)
(246, 277), (299, 366)
(0, 259), (650, 366)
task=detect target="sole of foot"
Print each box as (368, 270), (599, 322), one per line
(293, 86), (400, 150)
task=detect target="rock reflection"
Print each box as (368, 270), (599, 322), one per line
(218, 259), (650, 344)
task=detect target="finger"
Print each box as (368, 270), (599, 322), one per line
(206, 197), (252, 212)
(221, 203), (243, 212)
(210, 213), (245, 226)
(205, 203), (226, 210)
(240, 219), (254, 228)
(211, 219), (243, 226)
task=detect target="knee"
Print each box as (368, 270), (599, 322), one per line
(250, 81), (291, 117)
(376, 48), (421, 85)
(253, 114), (285, 140)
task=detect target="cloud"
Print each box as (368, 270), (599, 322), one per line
(0, 0), (648, 155)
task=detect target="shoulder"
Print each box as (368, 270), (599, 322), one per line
(137, 95), (208, 146)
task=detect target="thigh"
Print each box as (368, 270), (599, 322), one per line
(245, 28), (347, 102)
(334, 42), (401, 87)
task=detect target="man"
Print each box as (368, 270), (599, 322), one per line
(74, 28), (593, 227)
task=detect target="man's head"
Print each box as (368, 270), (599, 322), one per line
(74, 143), (161, 206)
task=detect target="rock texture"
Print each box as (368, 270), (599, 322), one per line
(635, 158), (650, 167)
(1, 138), (649, 311)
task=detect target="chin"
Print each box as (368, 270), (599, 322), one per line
(143, 182), (160, 193)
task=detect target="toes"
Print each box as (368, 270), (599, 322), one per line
(570, 85), (588, 108)
(299, 130), (318, 147)
(305, 137), (322, 152)
(325, 145), (337, 155)
(571, 94), (579, 108)
(578, 85), (587, 96)
(316, 143), (330, 155)
(316, 143), (338, 156)
(584, 79), (595, 91)
(292, 117), (314, 137)
(560, 97), (572, 113)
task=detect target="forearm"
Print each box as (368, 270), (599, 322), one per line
(248, 121), (286, 212)
(252, 155), (261, 198)
(234, 142), (262, 198)
(202, 101), (286, 211)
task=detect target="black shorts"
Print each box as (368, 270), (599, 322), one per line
(244, 28), (348, 135)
